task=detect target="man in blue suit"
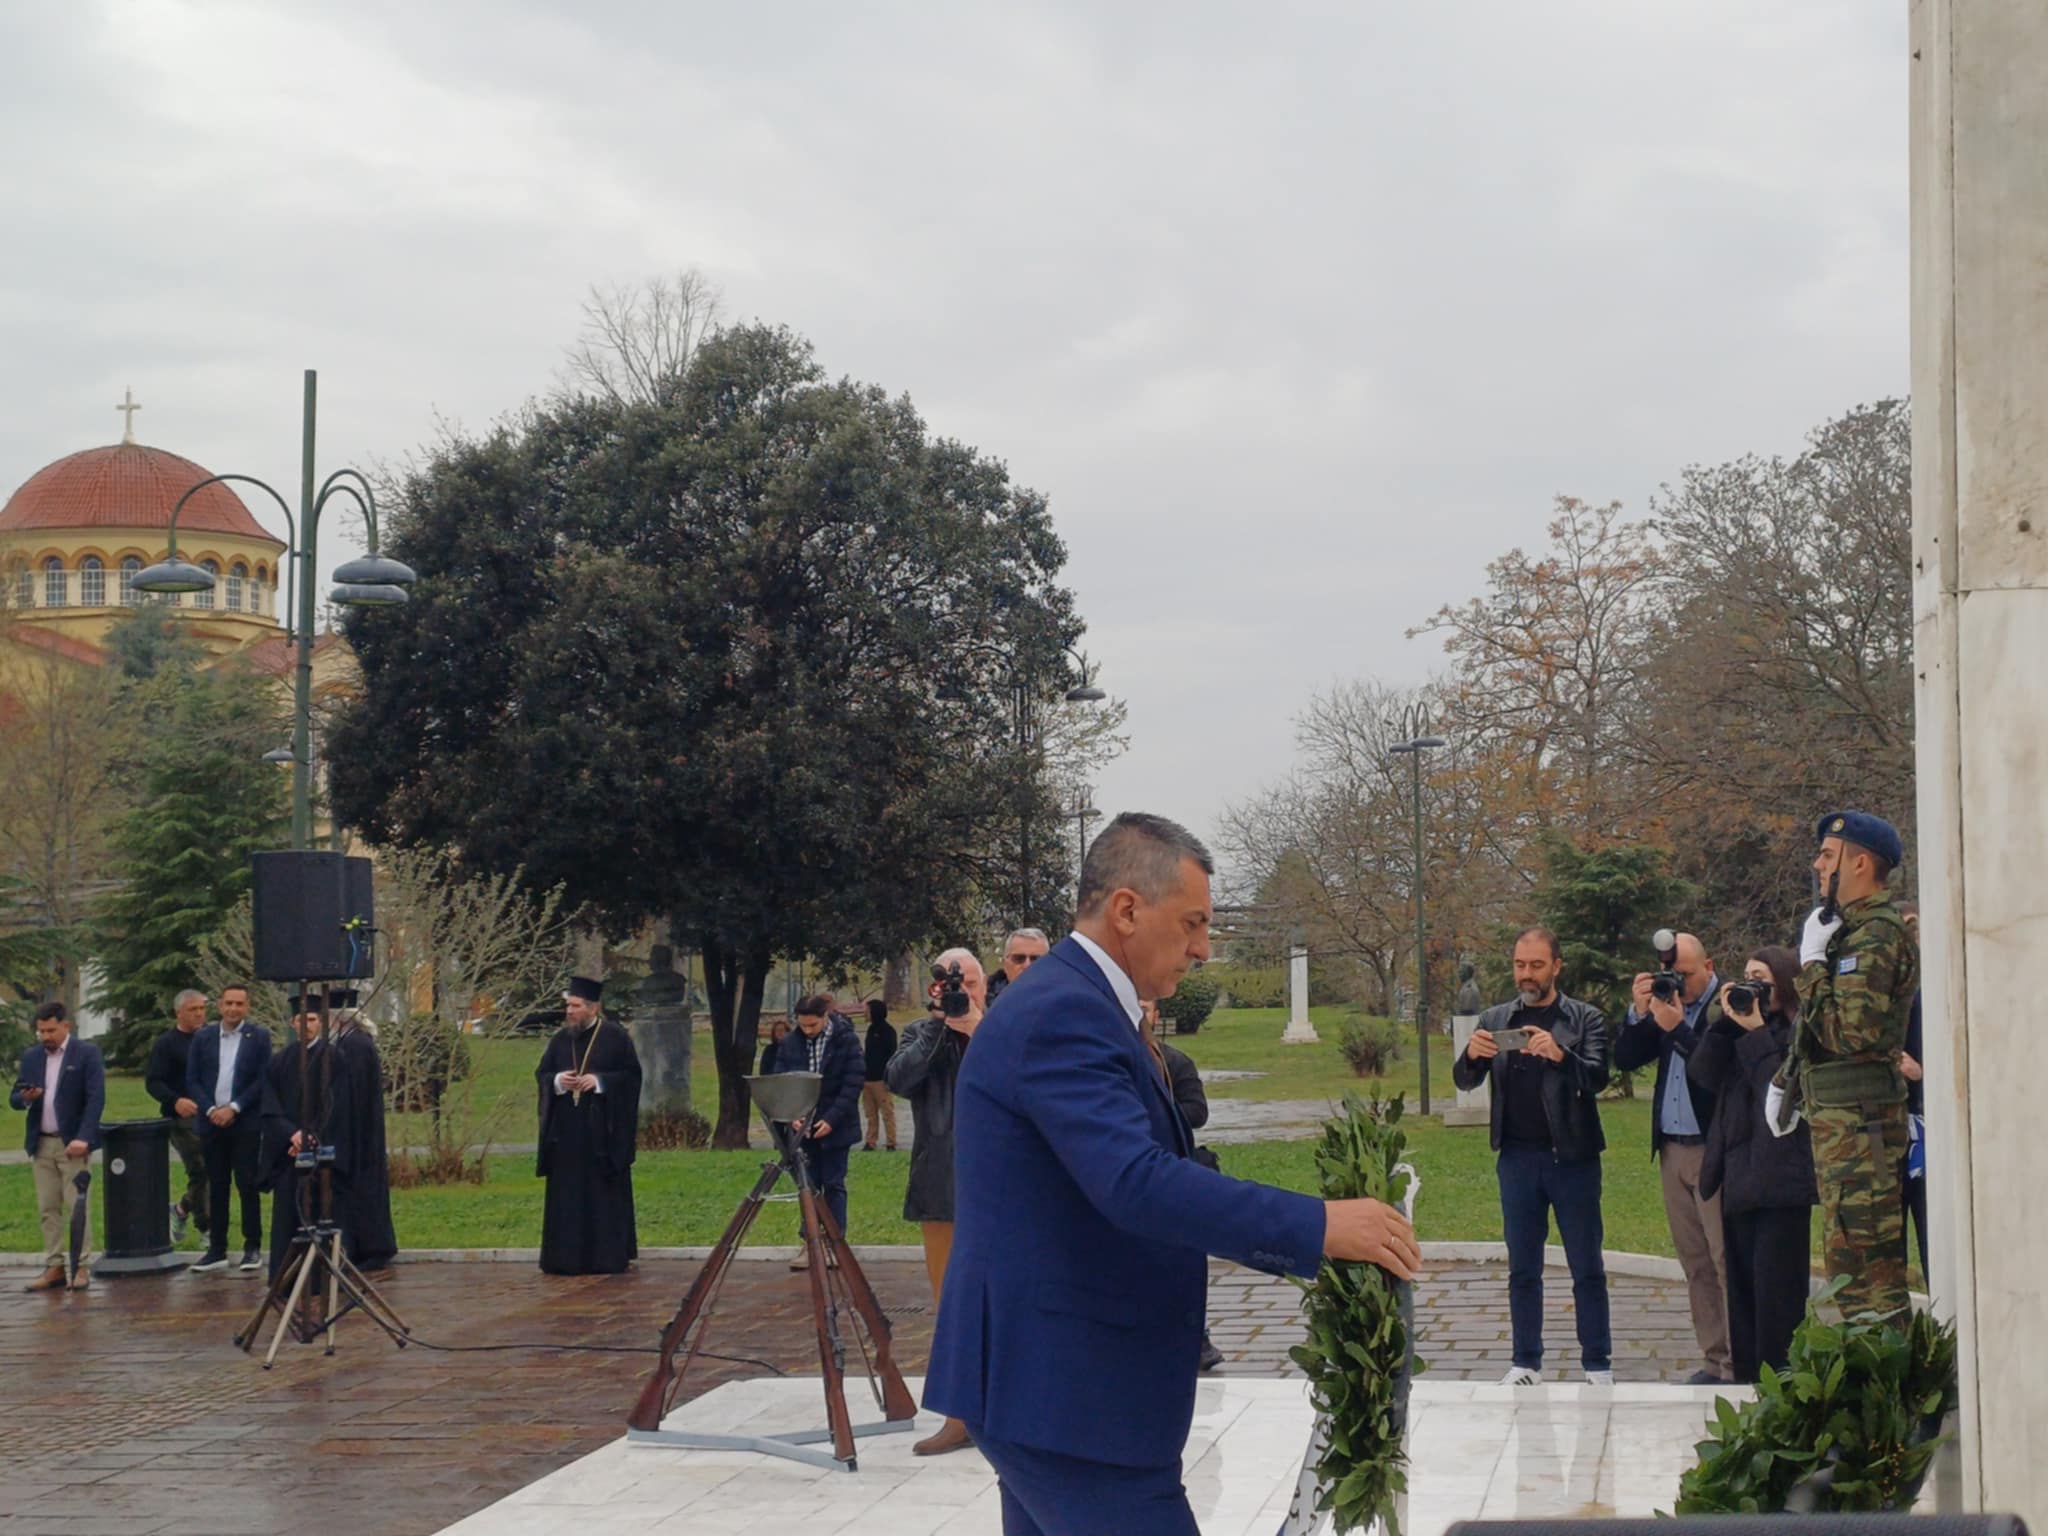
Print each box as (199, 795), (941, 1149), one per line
(925, 813), (1421, 1534)
(11, 1003), (105, 1291)
(185, 984), (272, 1273)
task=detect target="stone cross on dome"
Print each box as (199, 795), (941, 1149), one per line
(116, 386), (141, 444)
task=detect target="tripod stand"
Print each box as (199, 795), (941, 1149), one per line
(628, 1072), (918, 1471)
(234, 999), (410, 1367)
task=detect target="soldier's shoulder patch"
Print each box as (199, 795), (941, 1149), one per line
(1838, 956), (1860, 975)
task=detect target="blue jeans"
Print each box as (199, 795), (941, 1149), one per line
(1498, 1144), (1611, 1371)
(800, 1141), (850, 1239)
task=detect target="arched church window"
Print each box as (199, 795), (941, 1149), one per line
(43, 557), (66, 608)
(119, 557), (141, 606)
(79, 556), (105, 606)
(227, 562), (247, 613)
(195, 559), (218, 610)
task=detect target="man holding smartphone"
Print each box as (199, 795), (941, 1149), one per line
(1452, 927), (1614, 1386)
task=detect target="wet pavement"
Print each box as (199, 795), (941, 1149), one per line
(0, 1255), (1703, 1534)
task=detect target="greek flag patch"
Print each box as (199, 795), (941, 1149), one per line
(1838, 956), (1859, 975)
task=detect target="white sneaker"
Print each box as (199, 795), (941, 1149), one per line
(1498, 1366), (1542, 1386)
(1585, 1369), (1615, 1387)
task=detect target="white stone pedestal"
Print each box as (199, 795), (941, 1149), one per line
(1442, 1014), (1489, 1126)
(1281, 946), (1319, 1043)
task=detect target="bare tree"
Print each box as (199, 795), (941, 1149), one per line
(559, 268), (723, 407)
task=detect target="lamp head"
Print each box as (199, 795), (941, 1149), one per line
(131, 557), (216, 595)
(1064, 685), (1107, 703)
(332, 554), (417, 587)
(329, 582), (408, 608)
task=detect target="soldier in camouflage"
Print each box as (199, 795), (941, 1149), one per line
(1770, 810), (1918, 1322)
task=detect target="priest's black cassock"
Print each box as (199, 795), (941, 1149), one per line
(330, 1022), (398, 1270)
(260, 1027), (398, 1279)
(536, 1016), (642, 1275)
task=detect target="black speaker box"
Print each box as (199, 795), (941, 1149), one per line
(250, 851), (375, 981)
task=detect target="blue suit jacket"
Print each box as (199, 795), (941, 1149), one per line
(186, 1023), (273, 1133)
(923, 938), (1325, 1468)
(11, 1039), (106, 1156)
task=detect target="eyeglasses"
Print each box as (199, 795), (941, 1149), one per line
(1007, 952), (1041, 966)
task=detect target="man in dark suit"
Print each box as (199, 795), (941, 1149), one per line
(185, 983), (272, 1273)
(770, 994), (864, 1271)
(10, 1002), (105, 1291)
(924, 813), (1419, 1535)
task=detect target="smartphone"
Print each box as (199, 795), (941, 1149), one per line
(1491, 1027), (1532, 1052)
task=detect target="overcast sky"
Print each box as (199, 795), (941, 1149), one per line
(2, 1), (1907, 852)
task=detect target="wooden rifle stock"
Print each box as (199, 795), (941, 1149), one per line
(628, 1155), (784, 1432)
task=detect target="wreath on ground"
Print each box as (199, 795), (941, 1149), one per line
(1289, 1093), (1422, 1535)
(1674, 1280), (1960, 1515)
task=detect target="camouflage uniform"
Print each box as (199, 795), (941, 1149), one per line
(1789, 889), (1918, 1321)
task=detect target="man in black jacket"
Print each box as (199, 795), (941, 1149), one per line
(1615, 932), (1731, 1384)
(1148, 999), (1226, 1373)
(186, 984), (273, 1273)
(860, 1000), (898, 1152)
(145, 989), (210, 1242)
(1452, 927), (1613, 1385)
(769, 995), (863, 1272)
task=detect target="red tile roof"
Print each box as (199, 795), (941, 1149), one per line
(8, 625), (110, 667)
(0, 443), (284, 544)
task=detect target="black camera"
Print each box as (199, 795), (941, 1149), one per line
(930, 961), (971, 1021)
(1723, 978), (1773, 1014)
(1650, 928), (1683, 1005)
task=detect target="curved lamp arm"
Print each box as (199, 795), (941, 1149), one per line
(314, 468), (382, 550)
(160, 472), (298, 626)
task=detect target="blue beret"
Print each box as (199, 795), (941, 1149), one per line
(1816, 810), (1903, 868)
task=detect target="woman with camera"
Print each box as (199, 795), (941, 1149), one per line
(1688, 945), (1817, 1382)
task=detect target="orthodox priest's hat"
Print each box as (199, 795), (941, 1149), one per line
(565, 975), (604, 1003)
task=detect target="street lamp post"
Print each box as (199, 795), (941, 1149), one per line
(1073, 790), (1103, 895)
(1012, 649), (1106, 925)
(134, 370), (417, 848)
(1388, 705), (1446, 1116)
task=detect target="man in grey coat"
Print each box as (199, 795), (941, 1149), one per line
(886, 945), (984, 1456)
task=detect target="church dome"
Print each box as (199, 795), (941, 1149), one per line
(0, 442), (281, 545)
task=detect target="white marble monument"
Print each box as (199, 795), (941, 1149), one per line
(1281, 945), (1319, 1044)
(1910, 1), (2048, 1521)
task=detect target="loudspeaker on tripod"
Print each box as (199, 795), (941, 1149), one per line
(251, 852), (375, 982)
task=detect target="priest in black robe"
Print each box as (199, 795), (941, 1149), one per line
(326, 989), (398, 1275)
(536, 976), (642, 1275)
(260, 992), (400, 1280)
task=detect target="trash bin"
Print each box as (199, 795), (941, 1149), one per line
(96, 1118), (188, 1276)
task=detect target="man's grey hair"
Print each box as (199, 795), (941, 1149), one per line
(173, 988), (206, 1011)
(1003, 928), (1050, 951)
(1076, 813), (1214, 918)
(934, 946), (984, 977)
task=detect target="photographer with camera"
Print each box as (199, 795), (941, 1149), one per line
(767, 994), (863, 1274)
(1453, 927), (1613, 1385)
(886, 948), (986, 1456)
(1688, 946), (1814, 1382)
(1614, 929), (1731, 1384)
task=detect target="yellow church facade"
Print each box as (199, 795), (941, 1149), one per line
(0, 403), (354, 699)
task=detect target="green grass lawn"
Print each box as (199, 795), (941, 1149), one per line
(24, 1011), (1873, 1271)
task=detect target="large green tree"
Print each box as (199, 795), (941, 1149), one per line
(328, 324), (1087, 1145)
(91, 665), (290, 1066)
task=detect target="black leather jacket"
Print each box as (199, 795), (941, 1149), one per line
(886, 1014), (967, 1223)
(1451, 993), (1611, 1163)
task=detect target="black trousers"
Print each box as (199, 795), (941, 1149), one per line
(203, 1119), (263, 1253)
(1723, 1205), (1810, 1383)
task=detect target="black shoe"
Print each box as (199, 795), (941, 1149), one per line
(191, 1250), (230, 1273)
(1198, 1333), (1225, 1372)
(239, 1249), (263, 1272)
(1685, 1368), (1730, 1386)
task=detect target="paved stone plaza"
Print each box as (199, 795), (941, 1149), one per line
(0, 1254), (1706, 1533)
